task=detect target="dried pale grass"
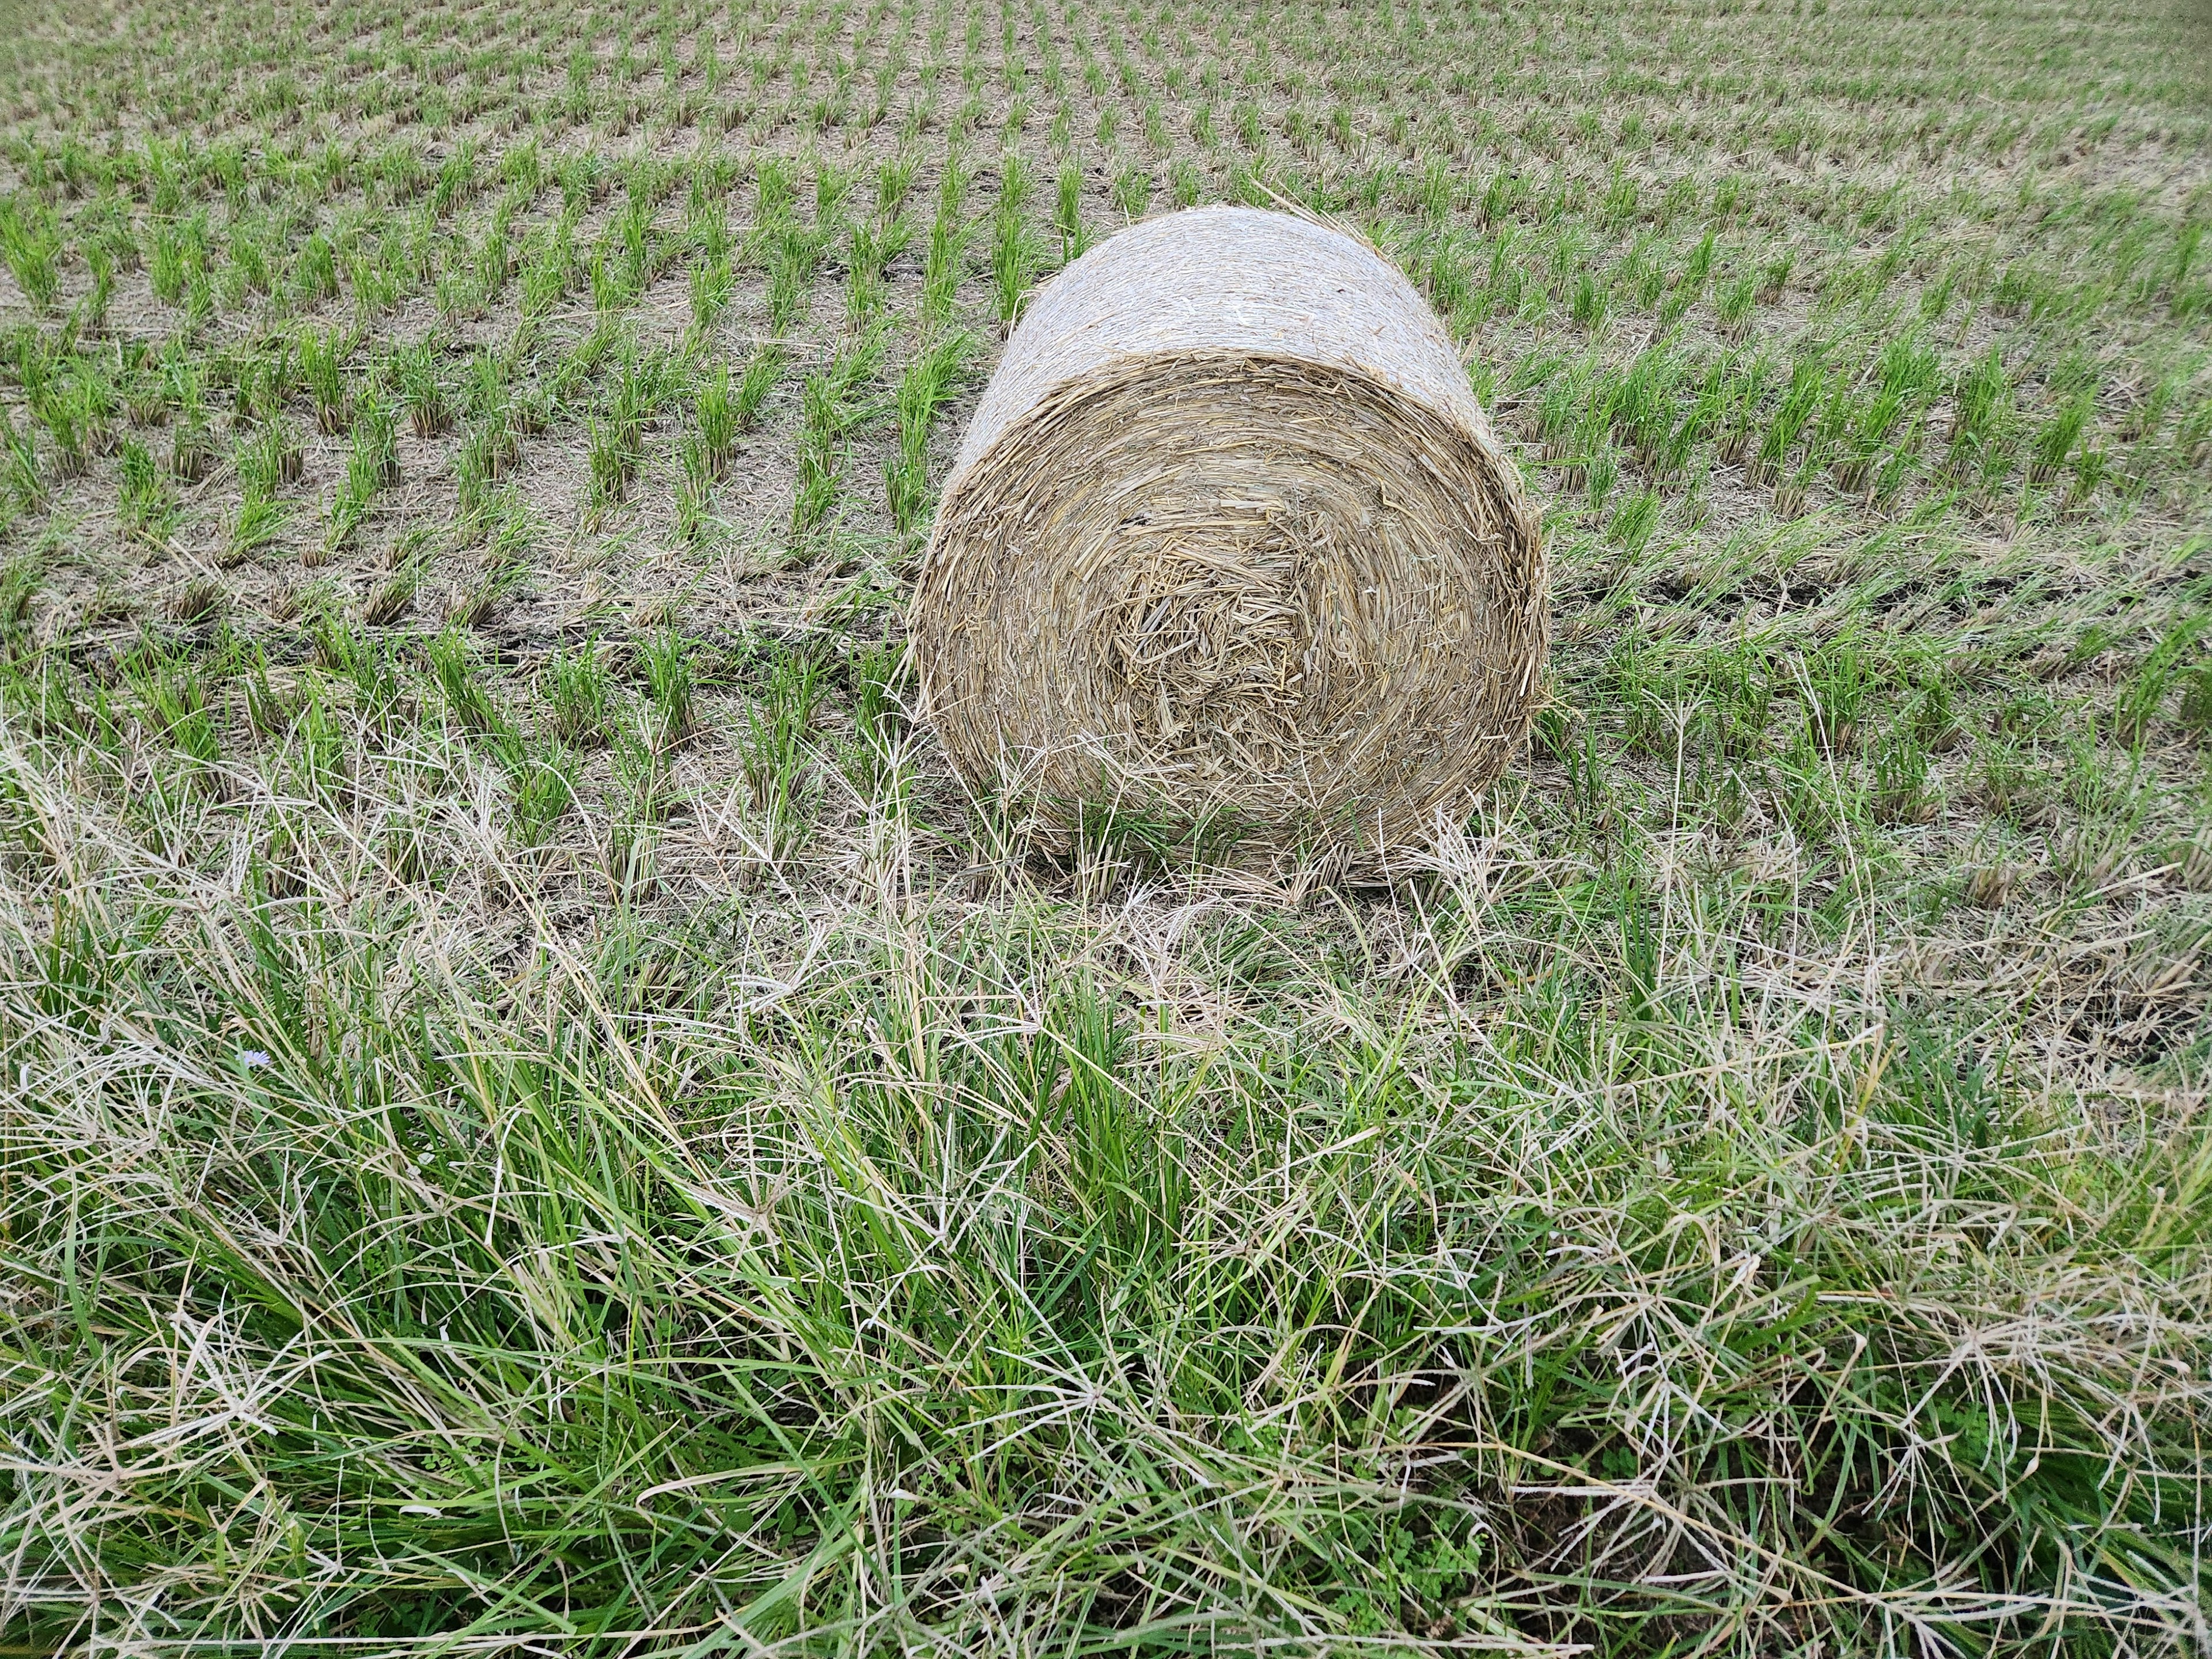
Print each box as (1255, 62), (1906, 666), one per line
(914, 206), (1547, 862)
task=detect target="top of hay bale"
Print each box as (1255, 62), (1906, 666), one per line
(948, 204), (1510, 484)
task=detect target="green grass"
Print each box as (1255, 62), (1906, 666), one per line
(0, 0), (2210, 1652)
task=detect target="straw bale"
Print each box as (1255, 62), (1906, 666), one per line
(912, 205), (1547, 861)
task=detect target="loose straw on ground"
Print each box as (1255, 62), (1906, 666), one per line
(912, 204), (1547, 864)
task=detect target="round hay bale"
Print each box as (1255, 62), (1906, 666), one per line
(912, 204), (1547, 862)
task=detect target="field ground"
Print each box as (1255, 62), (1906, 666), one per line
(1, 0), (2210, 1651)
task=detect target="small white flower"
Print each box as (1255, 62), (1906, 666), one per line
(238, 1050), (272, 1070)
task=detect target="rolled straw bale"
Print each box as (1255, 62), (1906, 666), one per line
(912, 204), (1547, 860)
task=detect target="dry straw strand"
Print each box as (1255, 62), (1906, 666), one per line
(913, 205), (1547, 864)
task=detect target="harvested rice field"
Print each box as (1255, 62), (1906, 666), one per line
(0, 0), (2209, 1651)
